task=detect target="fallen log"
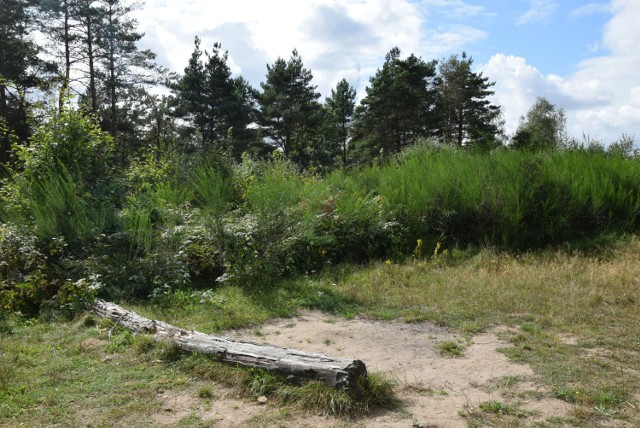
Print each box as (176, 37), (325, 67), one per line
(91, 299), (367, 390)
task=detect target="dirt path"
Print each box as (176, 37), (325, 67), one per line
(155, 311), (571, 427)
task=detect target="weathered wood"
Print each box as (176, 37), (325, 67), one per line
(91, 299), (367, 390)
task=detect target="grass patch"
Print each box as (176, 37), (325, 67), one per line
(0, 317), (188, 427)
(462, 400), (532, 427)
(196, 386), (214, 399)
(0, 314), (397, 427)
(309, 237), (640, 426)
(437, 340), (465, 357)
(129, 280), (358, 333)
(3, 238), (640, 426)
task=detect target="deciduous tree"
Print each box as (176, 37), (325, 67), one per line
(511, 97), (566, 151)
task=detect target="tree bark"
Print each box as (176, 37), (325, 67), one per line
(91, 299), (367, 390)
(59, 0), (71, 112)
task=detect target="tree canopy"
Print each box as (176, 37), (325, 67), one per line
(1, 2), (520, 170)
(257, 49), (322, 166)
(435, 52), (502, 148)
(351, 47), (438, 161)
(512, 97), (567, 151)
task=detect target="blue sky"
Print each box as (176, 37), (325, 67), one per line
(442, 1), (610, 75)
(134, 0), (639, 142)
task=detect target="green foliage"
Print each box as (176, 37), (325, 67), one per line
(190, 160), (236, 215)
(0, 108), (116, 314)
(324, 170), (401, 261)
(435, 52), (502, 147)
(5, 107), (118, 246)
(15, 107), (114, 187)
(512, 97), (567, 151)
(352, 47), (438, 161)
(325, 78), (357, 167)
(220, 157), (331, 285)
(3, 107), (640, 311)
(25, 163), (106, 244)
(258, 49), (322, 167)
(170, 37), (258, 157)
(366, 143), (640, 249)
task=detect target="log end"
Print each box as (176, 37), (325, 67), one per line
(336, 359), (368, 391)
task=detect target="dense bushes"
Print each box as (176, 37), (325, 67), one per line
(1, 113), (639, 314)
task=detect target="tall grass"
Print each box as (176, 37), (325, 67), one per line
(190, 162), (236, 215)
(4, 125), (640, 306)
(13, 162), (106, 246)
(354, 144), (640, 250)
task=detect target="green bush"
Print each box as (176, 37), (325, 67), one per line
(0, 108), (118, 313)
(218, 158), (331, 286)
(0, 223), (97, 316)
(2, 113), (640, 310)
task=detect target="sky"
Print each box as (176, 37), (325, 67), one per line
(132, 0), (640, 143)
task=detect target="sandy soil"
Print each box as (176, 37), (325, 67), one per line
(154, 311), (572, 427)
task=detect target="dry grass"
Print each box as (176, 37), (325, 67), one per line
(321, 237), (640, 425)
(334, 239), (640, 331)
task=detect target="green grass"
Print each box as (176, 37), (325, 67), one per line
(2, 238), (640, 426)
(131, 280), (359, 333)
(0, 314), (396, 427)
(344, 144), (640, 250)
(0, 317), (188, 426)
(462, 400), (532, 427)
(437, 340), (465, 357)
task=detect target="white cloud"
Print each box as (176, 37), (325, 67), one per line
(134, 0), (486, 99)
(481, 0), (640, 141)
(420, 0), (487, 18)
(133, 0), (639, 142)
(516, 0), (558, 26)
(570, 2), (612, 18)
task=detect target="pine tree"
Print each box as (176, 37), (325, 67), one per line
(74, 0), (105, 114)
(170, 38), (259, 158)
(351, 47), (437, 160)
(40, 0), (162, 164)
(325, 78), (356, 167)
(258, 49), (322, 165)
(0, 0), (56, 164)
(435, 52), (501, 147)
(99, 0), (160, 165)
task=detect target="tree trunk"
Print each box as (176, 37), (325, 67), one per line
(86, 13), (97, 114)
(91, 299), (367, 390)
(0, 85), (9, 164)
(59, 0), (71, 112)
(106, 1), (120, 164)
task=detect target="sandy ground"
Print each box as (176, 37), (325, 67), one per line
(154, 311), (572, 427)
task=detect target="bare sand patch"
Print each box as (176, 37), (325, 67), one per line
(153, 311), (571, 427)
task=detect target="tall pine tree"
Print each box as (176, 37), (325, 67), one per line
(1, 0), (56, 164)
(435, 52), (501, 147)
(170, 37), (259, 158)
(258, 49), (322, 165)
(351, 47), (437, 160)
(325, 78), (356, 167)
(100, 0), (160, 165)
